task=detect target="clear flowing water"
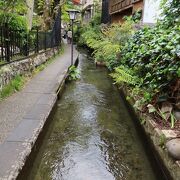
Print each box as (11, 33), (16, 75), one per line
(27, 52), (162, 180)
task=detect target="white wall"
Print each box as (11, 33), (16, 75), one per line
(143, 0), (162, 24)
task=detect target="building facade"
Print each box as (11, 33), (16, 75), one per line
(109, 0), (144, 23)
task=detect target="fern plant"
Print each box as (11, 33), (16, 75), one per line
(110, 66), (139, 85)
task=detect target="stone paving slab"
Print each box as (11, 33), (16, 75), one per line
(0, 141), (31, 179)
(24, 104), (53, 120)
(0, 45), (79, 179)
(0, 92), (41, 143)
(36, 94), (57, 105)
(6, 120), (41, 142)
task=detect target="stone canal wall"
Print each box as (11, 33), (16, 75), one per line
(121, 88), (180, 180)
(0, 48), (58, 90)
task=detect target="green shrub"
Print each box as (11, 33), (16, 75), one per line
(0, 13), (28, 33)
(79, 20), (133, 70)
(161, 0), (180, 27)
(121, 24), (180, 96)
(68, 65), (80, 81)
(89, 13), (101, 27)
(110, 66), (139, 85)
(0, 0), (27, 32)
(0, 75), (26, 100)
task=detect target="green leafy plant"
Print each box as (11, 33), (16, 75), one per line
(79, 19), (133, 70)
(160, 0), (180, 27)
(147, 104), (177, 128)
(110, 66), (139, 85)
(147, 104), (168, 122)
(0, 75), (26, 100)
(121, 25), (180, 95)
(0, 0), (27, 14)
(0, 0), (28, 32)
(170, 113), (176, 128)
(159, 134), (166, 149)
(68, 65), (80, 81)
(0, 13), (28, 33)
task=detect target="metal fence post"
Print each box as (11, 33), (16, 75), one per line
(59, 7), (62, 47)
(36, 27), (39, 53)
(4, 23), (10, 62)
(51, 31), (53, 49)
(44, 31), (47, 50)
(1, 27), (4, 60)
(24, 33), (29, 56)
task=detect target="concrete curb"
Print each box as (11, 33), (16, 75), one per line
(0, 51), (79, 180)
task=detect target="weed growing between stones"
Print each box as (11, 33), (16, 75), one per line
(0, 75), (26, 100)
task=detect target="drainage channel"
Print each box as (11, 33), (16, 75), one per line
(25, 51), (166, 180)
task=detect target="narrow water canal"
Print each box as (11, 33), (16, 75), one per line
(27, 52), (163, 180)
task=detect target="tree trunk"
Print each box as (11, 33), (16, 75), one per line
(26, 0), (34, 30)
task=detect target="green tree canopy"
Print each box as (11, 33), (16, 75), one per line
(0, 0), (28, 31)
(0, 0), (27, 14)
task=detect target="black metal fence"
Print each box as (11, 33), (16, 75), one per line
(0, 10), (61, 65)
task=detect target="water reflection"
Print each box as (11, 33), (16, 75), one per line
(27, 53), (159, 180)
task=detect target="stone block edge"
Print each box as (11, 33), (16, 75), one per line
(121, 87), (180, 180)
